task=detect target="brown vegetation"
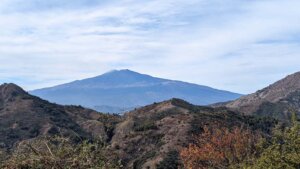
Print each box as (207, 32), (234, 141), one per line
(1, 136), (121, 169)
(180, 126), (260, 169)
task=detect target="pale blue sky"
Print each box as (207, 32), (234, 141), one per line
(0, 0), (300, 94)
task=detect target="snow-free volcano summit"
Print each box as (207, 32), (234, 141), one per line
(31, 69), (242, 113)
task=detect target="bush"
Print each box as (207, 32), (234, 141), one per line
(180, 126), (260, 169)
(250, 113), (300, 169)
(157, 151), (183, 169)
(180, 114), (300, 169)
(134, 121), (158, 132)
(1, 136), (121, 169)
(133, 151), (156, 169)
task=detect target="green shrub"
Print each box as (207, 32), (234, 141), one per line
(157, 151), (183, 169)
(134, 121), (158, 132)
(133, 151), (156, 169)
(232, 113), (300, 169)
(250, 113), (300, 169)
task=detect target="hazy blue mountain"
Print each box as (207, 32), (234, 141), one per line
(30, 69), (242, 113)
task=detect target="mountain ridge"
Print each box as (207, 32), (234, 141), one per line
(222, 71), (300, 120)
(33, 69), (232, 90)
(30, 69), (242, 113)
(0, 83), (277, 168)
(109, 98), (276, 168)
(0, 83), (119, 149)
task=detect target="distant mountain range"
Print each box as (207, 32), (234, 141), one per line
(30, 69), (242, 113)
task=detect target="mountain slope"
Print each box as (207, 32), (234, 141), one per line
(0, 83), (120, 149)
(30, 69), (242, 113)
(109, 98), (276, 168)
(222, 71), (300, 120)
(0, 83), (275, 168)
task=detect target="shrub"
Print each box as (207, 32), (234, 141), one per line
(157, 151), (183, 169)
(180, 126), (260, 169)
(133, 151), (156, 169)
(134, 121), (158, 132)
(250, 113), (300, 169)
(1, 136), (121, 169)
(180, 114), (300, 169)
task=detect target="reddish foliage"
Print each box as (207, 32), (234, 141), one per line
(180, 126), (260, 169)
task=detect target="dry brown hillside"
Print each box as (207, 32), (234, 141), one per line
(0, 83), (120, 149)
(109, 99), (276, 169)
(222, 72), (300, 120)
(0, 84), (277, 169)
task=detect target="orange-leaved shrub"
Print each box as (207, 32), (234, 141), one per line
(180, 126), (260, 169)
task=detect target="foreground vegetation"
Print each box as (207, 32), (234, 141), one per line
(0, 114), (298, 169)
(180, 114), (300, 169)
(0, 136), (121, 169)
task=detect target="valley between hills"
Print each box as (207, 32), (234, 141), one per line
(0, 71), (299, 169)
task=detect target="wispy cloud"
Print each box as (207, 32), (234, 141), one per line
(0, 0), (299, 93)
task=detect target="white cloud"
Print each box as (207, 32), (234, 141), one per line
(0, 0), (299, 93)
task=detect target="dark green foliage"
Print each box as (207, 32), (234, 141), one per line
(0, 149), (7, 163)
(171, 98), (212, 113)
(244, 116), (278, 134)
(134, 120), (158, 132)
(157, 151), (183, 169)
(222, 113), (300, 169)
(190, 108), (277, 136)
(255, 102), (289, 120)
(152, 108), (182, 121)
(96, 114), (121, 142)
(152, 134), (164, 145)
(254, 91), (300, 122)
(171, 98), (194, 109)
(133, 151), (156, 169)
(249, 113), (300, 169)
(190, 110), (246, 135)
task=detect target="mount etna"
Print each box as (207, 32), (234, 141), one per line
(30, 69), (242, 113)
